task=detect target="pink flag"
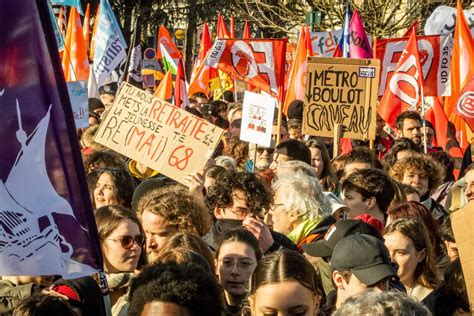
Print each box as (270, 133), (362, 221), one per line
(349, 10), (373, 58)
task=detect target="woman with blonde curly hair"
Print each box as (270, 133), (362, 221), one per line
(388, 153), (446, 222)
(384, 218), (441, 313)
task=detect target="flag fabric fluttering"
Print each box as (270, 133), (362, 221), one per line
(92, 0), (127, 87)
(156, 25), (182, 61)
(0, 0), (102, 278)
(82, 3), (90, 52)
(230, 16), (236, 38)
(48, 1), (64, 51)
(175, 59), (189, 109)
(217, 14), (230, 39)
(333, 1), (351, 58)
(455, 75), (474, 131)
(51, 0), (84, 15)
(128, 44), (143, 83)
(154, 70), (173, 101)
(61, 7), (89, 81)
(349, 10), (373, 58)
(283, 26), (312, 114)
(243, 20), (251, 38)
(403, 20), (418, 37)
(189, 22), (214, 97)
(160, 43), (178, 75)
(205, 38), (287, 98)
(378, 32), (424, 128)
(89, 4), (100, 60)
(447, 1), (474, 149)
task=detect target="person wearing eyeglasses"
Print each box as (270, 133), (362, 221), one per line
(94, 205), (146, 308)
(215, 229), (262, 315)
(204, 170), (298, 254)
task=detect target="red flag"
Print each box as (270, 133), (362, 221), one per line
(243, 21), (251, 38)
(230, 16), (236, 38)
(175, 58), (189, 109)
(190, 22), (211, 81)
(205, 38), (286, 98)
(157, 25), (182, 60)
(455, 74), (474, 131)
(217, 14), (230, 39)
(378, 32), (424, 128)
(282, 26), (312, 114)
(403, 20), (418, 37)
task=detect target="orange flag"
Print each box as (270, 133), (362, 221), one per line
(189, 22), (214, 96)
(83, 3), (90, 52)
(378, 32), (424, 128)
(446, 1), (474, 148)
(154, 70), (173, 101)
(217, 14), (230, 39)
(89, 4), (100, 61)
(282, 26), (312, 114)
(156, 25), (181, 60)
(61, 7), (89, 81)
(445, 1), (474, 118)
(243, 21), (251, 38)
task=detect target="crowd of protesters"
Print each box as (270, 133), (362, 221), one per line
(1, 83), (473, 316)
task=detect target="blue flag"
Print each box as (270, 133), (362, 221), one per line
(93, 0), (128, 87)
(0, 0), (102, 278)
(340, 1), (351, 58)
(50, 0), (83, 15)
(48, 1), (64, 50)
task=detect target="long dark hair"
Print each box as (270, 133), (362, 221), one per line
(94, 167), (136, 208)
(216, 229), (262, 262)
(306, 139), (338, 192)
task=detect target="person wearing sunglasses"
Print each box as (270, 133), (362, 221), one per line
(94, 205), (146, 308)
(247, 142), (275, 171)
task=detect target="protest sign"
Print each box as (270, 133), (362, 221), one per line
(375, 35), (453, 97)
(240, 91), (276, 147)
(451, 203), (474, 309)
(67, 81), (89, 128)
(0, 0), (102, 278)
(94, 83), (224, 183)
(303, 57), (380, 140)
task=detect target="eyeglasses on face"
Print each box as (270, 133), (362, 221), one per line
(218, 258), (256, 271)
(104, 234), (145, 249)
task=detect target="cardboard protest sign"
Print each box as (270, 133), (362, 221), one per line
(94, 83), (224, 183)
(451, 203), (474, 310)
(240, 91), (276, 147)
(303, 57), (380, 140)
(67, 81), (89, 128)
(375, 35), (453, 97)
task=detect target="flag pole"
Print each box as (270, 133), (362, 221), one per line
(421, 85), (427, 153)
(119, 0), (141, 86)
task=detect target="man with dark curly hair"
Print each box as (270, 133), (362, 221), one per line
(135, 185), (212, 258)
(204, 170), (298, 253)
(128, 262), (224, 316)
(389, 153), (447, 221)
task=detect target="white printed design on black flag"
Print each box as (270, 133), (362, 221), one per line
(0, 101), (96, 276)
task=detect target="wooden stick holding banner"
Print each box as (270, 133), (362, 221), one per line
(333, 124), (344, 158)
(421, 86), (428, 153)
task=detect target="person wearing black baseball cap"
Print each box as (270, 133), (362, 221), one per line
(302, 219), (383, 297)
(331, 234), (396, 311)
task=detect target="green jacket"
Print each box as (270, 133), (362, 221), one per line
(0, 280), (36, 314)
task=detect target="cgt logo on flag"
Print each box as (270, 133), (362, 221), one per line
(205, 39), (286, 97)
(457, 92), (474, 117)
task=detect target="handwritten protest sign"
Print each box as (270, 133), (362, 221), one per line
(94, 83), (224, 183)
(67, 81), (89, 128)
(451, 203), (474, 310)
(303, 57), (380, 140)
(240, 91), (276, 147)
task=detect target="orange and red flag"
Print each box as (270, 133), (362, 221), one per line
(378, 32), (424, 128)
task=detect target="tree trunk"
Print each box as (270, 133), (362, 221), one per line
(185, 0), (198, 80)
